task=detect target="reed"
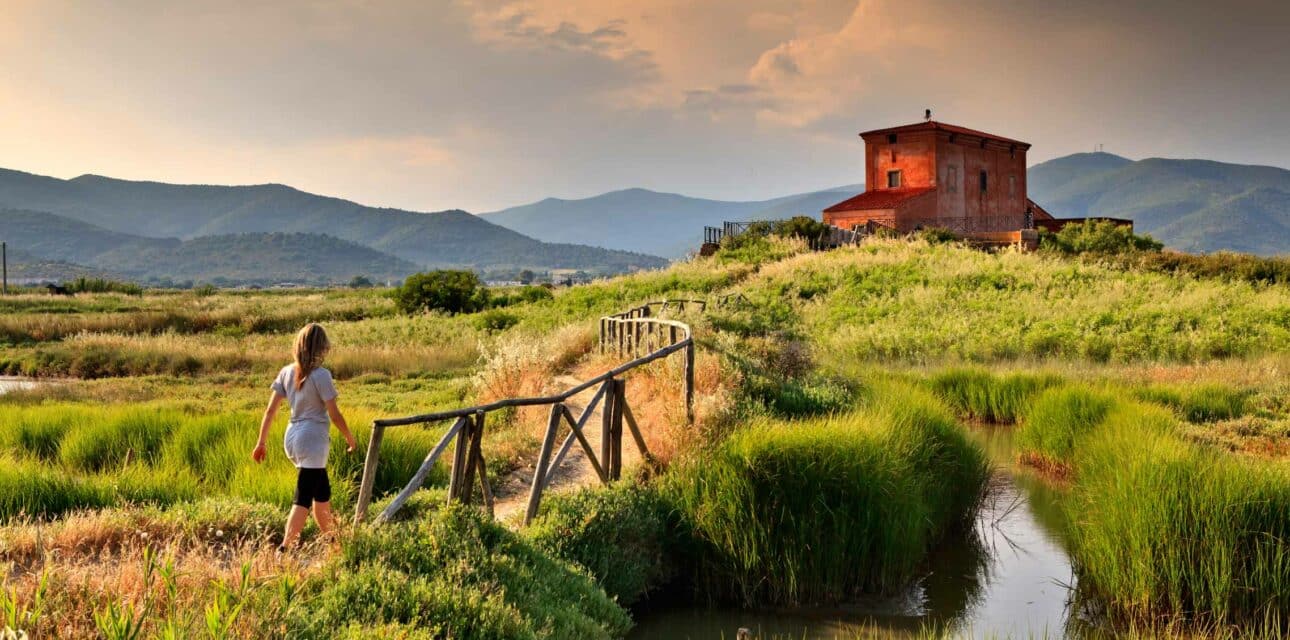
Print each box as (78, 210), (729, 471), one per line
(665, 380), (988, 606)
(1066, 402), (1290, 629)
(930, 367), (1061, 423)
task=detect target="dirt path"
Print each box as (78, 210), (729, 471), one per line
(489, 374), (642, 526)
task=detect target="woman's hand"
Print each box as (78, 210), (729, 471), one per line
(345, 432), (358, 453)
(252, 442), (267, 463)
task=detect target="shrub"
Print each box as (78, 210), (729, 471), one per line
(473, 309), (521, 333)
(348, 275), (374, 288)
(526, 482), (676, 606)
(393, 270), (490, 315)
(297, 505), (632, 639)
(1041, 220), (1163, 255)
(65, 277), (144, 296)
(665, 382), (988, 606)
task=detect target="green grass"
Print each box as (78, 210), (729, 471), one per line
(1015, 386), (1118, 462)
(526, 482), (677, 607)
(1066, 401), (1290, 628)
(302, 504), (632, 639)
(665, 380), (988, 606)
(929, 368), (1061, 424)
(0, 402), (453, 520)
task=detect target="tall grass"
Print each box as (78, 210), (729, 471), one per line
(929, 368), (1061, 423)
(0, 402), (451, 520)
(1015, 386), (1117, 462)
(1066, 401), (1290, 629)
(665, 381), (988, 606)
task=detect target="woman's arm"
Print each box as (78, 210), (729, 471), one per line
(252, 392), (285, 463)
(326, 398), (358, 452)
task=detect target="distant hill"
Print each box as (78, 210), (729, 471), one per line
(1028, 153), (1290, 255)
(0, 208), (418, 285)
(481, 186), (861, 258)
(0, 168), (666, 273)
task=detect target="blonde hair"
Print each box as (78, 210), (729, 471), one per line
(293, 323), (331, 390)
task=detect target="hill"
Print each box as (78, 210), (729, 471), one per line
(0, 208), (418, 285)
(0, 168), (666, 273)
(483, 153), (1290, 258)
(481, 186), (860, 258)
(1028, 153), (1290, 255)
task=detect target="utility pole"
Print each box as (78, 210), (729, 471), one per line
(2, 241), (7, 295)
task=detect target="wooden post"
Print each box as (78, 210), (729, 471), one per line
(524, 403), (564, 525)
(598, 318), (605, 354)
(447, 414), (472, 502)
(601, 378), (615, 473)
(610, 379), (626, 480)
(460, 411), (485, 505)
(354, 422), (385, 524)
(684, 340), (695, 424)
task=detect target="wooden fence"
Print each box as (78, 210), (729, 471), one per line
(353, 301), (699, 527)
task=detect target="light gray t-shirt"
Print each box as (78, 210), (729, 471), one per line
(271, 364), (339, 427)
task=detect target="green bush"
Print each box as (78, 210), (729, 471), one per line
(665, 382), (988, 606)
(297, 505), (632, 640)
(473, 309), (521, 333)
(393, 270), (490, 315)
(526, 482), (676, 606)
(65, 277), (144, 296)
(1016, 386), (1117, 462)
(1041, 220), (1163, 255)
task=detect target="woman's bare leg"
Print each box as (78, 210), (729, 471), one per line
(282, 505), (310, 549)
(313, 501), (337, 539)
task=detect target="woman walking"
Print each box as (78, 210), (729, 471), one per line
(252, 323), (357, 551)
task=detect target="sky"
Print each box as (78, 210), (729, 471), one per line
(1, 0), (1288, 213)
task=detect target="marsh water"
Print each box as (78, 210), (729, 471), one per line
(628, 427), (1078, 639)
(0, 376), (40, 395)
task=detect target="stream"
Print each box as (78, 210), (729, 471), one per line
(628, 427), (1078, 639)
(0, 376), (41, 396)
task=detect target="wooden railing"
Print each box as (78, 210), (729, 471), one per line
(354, 300), (699, 527)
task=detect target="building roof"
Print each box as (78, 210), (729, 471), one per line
(822, 186), (936, 213)
(859, 121), (1030, 148)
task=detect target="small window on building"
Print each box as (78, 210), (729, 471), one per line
(1008, 175), (1017, 196)
(887, 170), (902, 189)
(979, 170), (988, 192)
(887, 133), (897, 144)
(947, 165), (958, 192)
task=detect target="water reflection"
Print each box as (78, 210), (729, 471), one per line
(628, 427), (1077, 639)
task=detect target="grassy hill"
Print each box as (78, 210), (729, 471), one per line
(1028, 153), (1290, 255)
(0, 208), (418, 285)
(0, 168), (666, 273)
(481, 186), (861, 258)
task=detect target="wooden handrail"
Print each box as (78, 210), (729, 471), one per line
(354, 300), (701, 526)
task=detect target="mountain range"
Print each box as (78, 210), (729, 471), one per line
(1, 152), (1285, 286)
(482, 154), (1289, 257)
(0, 168), (666, 284)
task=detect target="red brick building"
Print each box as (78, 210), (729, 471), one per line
(822, 120), (1058, 238)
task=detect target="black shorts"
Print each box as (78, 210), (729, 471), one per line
(293, 467), (332, 508)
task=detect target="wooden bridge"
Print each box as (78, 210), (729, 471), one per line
(353, 300), (700, 527)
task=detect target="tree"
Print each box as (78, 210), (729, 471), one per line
(393, 270), (490, 315)
(348, 275), (374, 288)
(518, 269), (535, 285)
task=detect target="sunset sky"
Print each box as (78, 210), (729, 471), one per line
(2, 0), (1287, 212)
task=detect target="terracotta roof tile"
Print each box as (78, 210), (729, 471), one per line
(822, 186), (936, 213)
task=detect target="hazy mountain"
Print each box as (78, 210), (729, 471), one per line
(1028, 153), (1290, 255)
(481, 185), (861, 258)
(1, 208), (418, 284)
(0, 168), (666, 273)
